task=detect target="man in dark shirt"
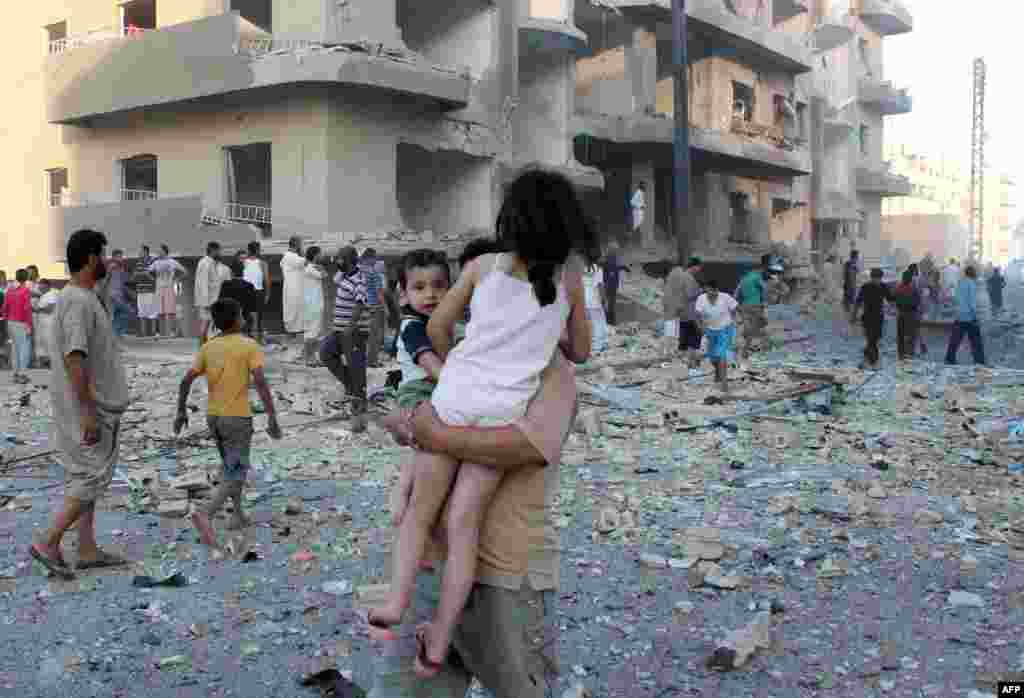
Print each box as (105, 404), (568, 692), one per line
(601, 241), (629, 326)
(853, 268), (892, 369)
(217, 261), (258, 331)
(843, 250), (861, 315)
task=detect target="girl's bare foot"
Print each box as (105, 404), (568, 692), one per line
(378, 411), (414, 446)
(190, 510), (218, 548)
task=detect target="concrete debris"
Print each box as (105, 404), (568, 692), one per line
(706, 611), (773, 671)
(947, 591), (984, 609)
(285, 497), (304, 516)
(912, 509), (944, 526)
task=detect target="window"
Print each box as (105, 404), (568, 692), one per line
(859, 125), (869, 157)
(46, 168), (68, 207)
(231, 0), (272, 32)
(796, 103), (808, 141)
(728, 191), (753, 243)
(121, 0), (156, 36)
(120, 154), (157, 200)
(224, 143), (272, 235)
(46, 21), (67, 54)
(732, 82), (754, 122)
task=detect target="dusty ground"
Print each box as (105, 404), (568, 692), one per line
(1, 279), (1023, 698)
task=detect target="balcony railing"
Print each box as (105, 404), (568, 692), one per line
(121, 188), (159, 201)
(237, 37), (325, 56)
(47, 26), (155, 56)
(224, 202), (272, 225)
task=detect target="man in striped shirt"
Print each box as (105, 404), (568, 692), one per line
(359, 248), (388, 368)
(320, 246), (370, 432)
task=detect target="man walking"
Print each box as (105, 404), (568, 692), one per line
(359, 248), (387, 368)
(29, 229), (132, 579)
(194, 241), (222, 347)
(735, 254), (771, 359)
(601, 241), (628, 326)
(843, 249), (861, 316)
(987, 267), (1006, 315)
(664, 256), (703, 368)
(320, 247), (370, 432)
(853, 268), (892, 370)
(945, 265), (986, 366)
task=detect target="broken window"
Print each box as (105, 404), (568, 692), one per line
(120, 155), (157, 201)
(224, 143), (272, 234)
(231, 0), (272, 32)
(859, 125), (869, 157)
(121, 0), (156, 36)
(46, 168), (68, 207)
(728, 191), (753, 243)
(46, 21), (67, 54)
(733, 82), (754, 122)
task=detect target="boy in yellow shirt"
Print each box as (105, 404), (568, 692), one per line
(173, 298), (282, 548)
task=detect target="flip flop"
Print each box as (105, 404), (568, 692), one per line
(414, 628), (444, 679)
(76, 550), (130, 570)
(30, 544), (75, 580)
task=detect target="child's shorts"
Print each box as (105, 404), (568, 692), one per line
(396, 379), (436, 410)
(207, 416), (253, 481)
(704, 325), (736, 363)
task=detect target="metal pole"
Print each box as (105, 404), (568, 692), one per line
(673, 0), (691, 263)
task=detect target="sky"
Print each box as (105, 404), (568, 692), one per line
(883, 0), (1022, 222)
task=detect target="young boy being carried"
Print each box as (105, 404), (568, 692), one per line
(174, 299), (282, 548)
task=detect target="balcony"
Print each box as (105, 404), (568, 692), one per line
(521, 17), (589, 54)
(224, 202), (272, 225)
(858, 79), (912, 116)
(572, 111), (811, 178)
(46, 13), (473, 125)
(854, 0), (913, 36)
(583, 0), (813, 74)
(857, 162), (912, 197)
(773, 0), (810, 25)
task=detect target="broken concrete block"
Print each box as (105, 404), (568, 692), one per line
(638, 553), (668, 569)
(579, 410), (603, 437)
(867, 484), (887, 499)
(169, 473), (211, 492)
(562, 683), (591, 698)
(912, 509), (944, 526)
(596, 508), (619, 534)
(158, 500), (190, 518)
(706, 611), (772, 671)
(688, 561), (722, 589)
(704, 573), (741, 590)
(285, 497), (304, 516)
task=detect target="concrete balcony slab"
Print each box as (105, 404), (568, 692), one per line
(859, 79), (912, 116)
(580, 0), (813, 74)
(810, 13), (854, 53)
(46, 13), (472, 125)
(521, 17), (589, 53)
(773, 0), (810, 25)
(857, 164), (912, 197)
(573, 111), (811, 178)
(854, 0), (913, 36)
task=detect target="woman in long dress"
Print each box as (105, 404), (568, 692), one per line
(583, 260), (608, 354)
(302, 246), (326, 366)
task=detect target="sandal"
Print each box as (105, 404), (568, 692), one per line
(30, 544), (75, 580)
(414, 628), (444, 679)
(76, 550), (130, 570)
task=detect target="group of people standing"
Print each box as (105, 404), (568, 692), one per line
(0, 265), (59, 383)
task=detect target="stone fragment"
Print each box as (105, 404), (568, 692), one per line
(596, 508), (619, 534)
(169, 473), (210, 492)
(913, 509), (944, 526)
(867, 485), (887, 499)
(638, 553), (668, 569)
(562, 683), (592, 698)
(285, 497), (304, 516)
(960, 554), (978, 574)
(688, 561), (722, 589)
(706, 611), (772, 671)
(947, 590), (984, 608)
(158, 500), (189, 518)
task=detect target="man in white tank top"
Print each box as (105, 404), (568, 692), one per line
(243, 241), (270, 343)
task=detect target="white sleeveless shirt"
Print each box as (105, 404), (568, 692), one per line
(431, 253), (570, 422)
(243, 258), (264, 291)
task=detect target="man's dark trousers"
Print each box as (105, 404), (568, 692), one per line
(320, 331), (369, 412)
(605, 283), (618, 326)
(896, 312), (919, 359)
(863, 317), (883, 365)
(945, 321), (985, 365)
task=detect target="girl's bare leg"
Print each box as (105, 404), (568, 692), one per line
(420, 462), (504, 665)
(372, 450), (459, 627)
(377, 408), (413, 446)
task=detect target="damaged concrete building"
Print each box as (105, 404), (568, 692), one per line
(6, 0), (911, 280)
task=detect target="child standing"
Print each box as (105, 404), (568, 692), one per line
(853, 268), (893, 369)
(695, 280), (738, 393)
(174, 299), (282, 548)
(303, 246), (326, 367)
(368, 170), (593, 680)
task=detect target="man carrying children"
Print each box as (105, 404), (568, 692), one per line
(174, 298), (282, 548)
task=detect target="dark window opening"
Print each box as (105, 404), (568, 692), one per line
(122, 0), (156, 34)
(728, 191), (753, 243)
(47, 168), (68, 207)
(46, 21), (67, 53)
(225, 143), (272, 235)
(796, 103), (808, 140)
(231, 0), (272, 32)
(121, 155), (157, 199)
(733, 82), (754, 122)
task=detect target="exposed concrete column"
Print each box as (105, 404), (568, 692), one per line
(327, 0), (403, 47)
(631, 159), (656, 248)
(626, 26), (657, 114)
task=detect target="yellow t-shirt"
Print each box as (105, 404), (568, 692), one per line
(191, 333), (265, 417)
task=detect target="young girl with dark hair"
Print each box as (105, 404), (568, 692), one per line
(367, 169), (595, 678)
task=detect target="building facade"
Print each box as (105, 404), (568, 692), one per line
(4, 0), (913, 277)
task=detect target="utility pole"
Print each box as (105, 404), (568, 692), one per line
(672, 0), (691, 264)
(968, 57), (986, 263)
